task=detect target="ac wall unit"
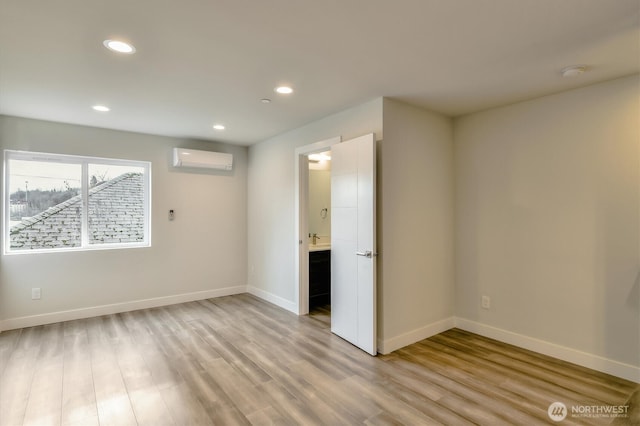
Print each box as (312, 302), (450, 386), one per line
(173, 148), (233, 170)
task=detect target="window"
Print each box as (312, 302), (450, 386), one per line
(4, 150), (151, 254)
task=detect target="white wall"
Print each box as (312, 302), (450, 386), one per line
(247, 98), (383, 308)
(379, 99), (455, 351)
(454, 75), (640, 369)
(0, 116), (248, 329)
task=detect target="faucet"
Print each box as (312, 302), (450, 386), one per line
(310, 233), (320, 245)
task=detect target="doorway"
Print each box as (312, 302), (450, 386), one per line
(295, 133), (377, 355)
(294, 137), (340, 316)
(307, 149), (332, 320)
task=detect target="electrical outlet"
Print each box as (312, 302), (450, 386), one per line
(482, 295), (490, 309)
(32, 288), (41, 300)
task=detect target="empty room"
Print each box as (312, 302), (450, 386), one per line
(0, 1), (639, 425)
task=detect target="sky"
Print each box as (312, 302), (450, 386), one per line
(8, 160), (143, 194)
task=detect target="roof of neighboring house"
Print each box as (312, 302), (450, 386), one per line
(10, 173), (144, 250)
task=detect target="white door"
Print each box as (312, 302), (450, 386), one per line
(331, 133), (377, 355)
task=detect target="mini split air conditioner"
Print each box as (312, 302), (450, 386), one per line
(173, 148), (233, 170)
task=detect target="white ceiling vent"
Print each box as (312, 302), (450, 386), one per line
(173, 148), (233, 170)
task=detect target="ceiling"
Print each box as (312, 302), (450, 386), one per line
(1, 1), (638, 146)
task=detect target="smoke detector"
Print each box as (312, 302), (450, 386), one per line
(561, 66), (587, 78)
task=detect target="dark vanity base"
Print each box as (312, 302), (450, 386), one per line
(309, 250), (330, 310)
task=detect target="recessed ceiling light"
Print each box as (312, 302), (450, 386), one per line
(103, 39), (136, 54)
(261, 98), (272, 104)
(309, 152), (331, 162)
(213, 124), (225, 130)
(275, 86), (293, 94)
(92, 105), (110, 112)
(561, 65), (587, 78)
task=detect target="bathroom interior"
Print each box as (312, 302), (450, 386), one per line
(307, 151), (331, 317)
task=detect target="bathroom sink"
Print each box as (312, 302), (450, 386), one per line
(309, 243), (331, 252)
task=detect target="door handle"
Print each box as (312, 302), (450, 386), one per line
(356, 250), (373, 258)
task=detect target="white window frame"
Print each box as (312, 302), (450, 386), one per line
(3, 150), (152, 255)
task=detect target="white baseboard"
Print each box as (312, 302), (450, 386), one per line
(455, 317), (640, 384)
(0, 285), (247, 332)
(247, 286), (297, 314)
(377, 316), (456, 355)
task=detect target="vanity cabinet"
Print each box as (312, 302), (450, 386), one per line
(309, 250), (330, 309)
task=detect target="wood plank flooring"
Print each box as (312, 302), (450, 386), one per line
(0, 294), (637, 425)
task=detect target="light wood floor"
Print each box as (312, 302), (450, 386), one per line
(0, 294), (637, 425)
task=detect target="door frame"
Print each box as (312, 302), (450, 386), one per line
(294, 136), (341, 315)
